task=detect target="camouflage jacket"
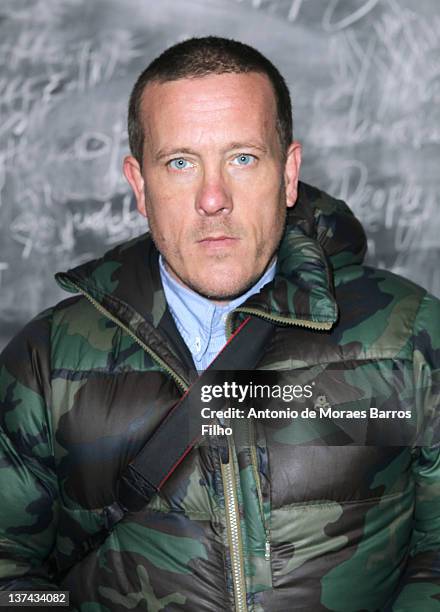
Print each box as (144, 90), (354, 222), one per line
(1, 182), (439, 611)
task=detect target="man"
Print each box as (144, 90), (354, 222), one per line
(0, 36), (439, 611)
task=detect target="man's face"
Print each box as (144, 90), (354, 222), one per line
(124, 72), (301, 301)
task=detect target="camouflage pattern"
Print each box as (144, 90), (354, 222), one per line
(0, 181), (439, 611)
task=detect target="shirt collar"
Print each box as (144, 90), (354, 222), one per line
(159, 255), (277, 357)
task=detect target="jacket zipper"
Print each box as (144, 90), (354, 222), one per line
(221, 436), (248, 612)
(220, 307), (334, 589)
(225, 307), (333, 338)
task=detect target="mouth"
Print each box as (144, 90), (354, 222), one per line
(197, 236), (238, 249)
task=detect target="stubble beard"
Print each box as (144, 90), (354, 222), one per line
(165, 250), (277, 303)
(146, 197), (287, 302)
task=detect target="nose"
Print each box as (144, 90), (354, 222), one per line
(195, 171), (232, 216)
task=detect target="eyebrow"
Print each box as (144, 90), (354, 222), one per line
(154, 141), (268, 161)
(154, 147), (196, 161)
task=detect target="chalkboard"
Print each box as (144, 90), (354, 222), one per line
(1, 0), (439, 350)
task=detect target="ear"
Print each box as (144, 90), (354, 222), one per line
(284, 141), (302, 208)
(123, 155), (147, 218)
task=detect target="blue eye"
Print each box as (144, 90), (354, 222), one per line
(169, 158), (192, 170)
(233, 154), (256, 166)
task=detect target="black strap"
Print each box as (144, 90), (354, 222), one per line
(57, 315), (274, 579)
(117, 315), (274, 512)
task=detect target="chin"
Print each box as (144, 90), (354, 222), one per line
(187, 272), (258, 302)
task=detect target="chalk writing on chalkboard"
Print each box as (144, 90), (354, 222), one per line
(230, 0), (382, 29)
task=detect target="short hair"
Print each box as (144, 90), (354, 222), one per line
(127, 36), (293, 165)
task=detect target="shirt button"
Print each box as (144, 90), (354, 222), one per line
(195, 336), (202, 353)
(221, 314), (227, 323)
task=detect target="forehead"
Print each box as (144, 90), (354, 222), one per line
(139, 72), (278, 145)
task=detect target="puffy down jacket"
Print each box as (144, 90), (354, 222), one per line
(0, 182), (439, 611)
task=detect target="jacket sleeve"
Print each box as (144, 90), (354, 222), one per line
(0, 309), (75, 602)
(390, 292), (440, 611)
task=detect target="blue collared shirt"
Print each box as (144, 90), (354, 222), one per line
(159, 256), (276, 371)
